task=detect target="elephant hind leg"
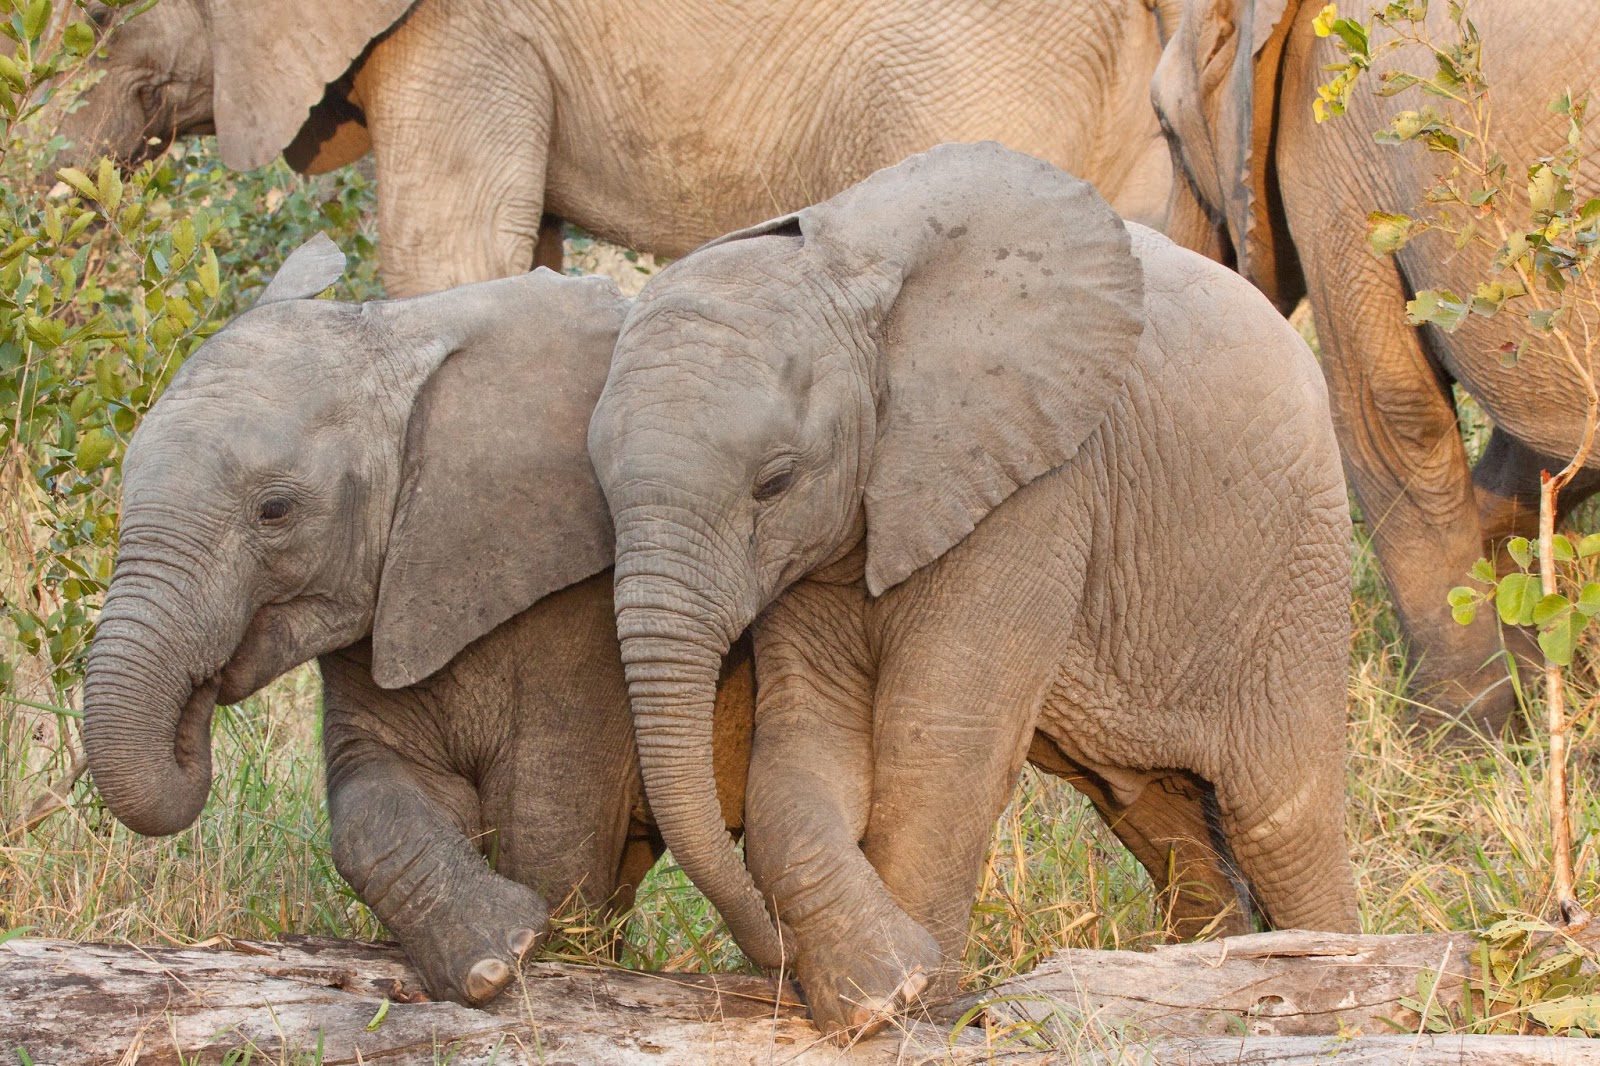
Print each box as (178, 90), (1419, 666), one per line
(1035, 740), (1254, 940)
(1213, 769), (1360, 934)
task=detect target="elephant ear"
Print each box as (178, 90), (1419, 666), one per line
(796, 142), (1146, 596)
(208, 0), (415, 171)
(256, 233), (347, 305)
(1157, 0), (1302, 306)
(370, 271), (628, 689)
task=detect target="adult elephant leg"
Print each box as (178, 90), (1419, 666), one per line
(744, 581), (938, 1043)
(353, 2), (553, 296)
(534, 215), (566, 273)
(1473, 429), (1600, 681)
(1291, 195), (1509, 736)
(320, 657), (548, 1006)
(1030, 739), (1253, 940)
(1475, 428), (1600, 553)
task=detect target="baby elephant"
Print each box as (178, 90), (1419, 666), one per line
(80, 242), (752, 1005)
(588, 142), (1361, 1038)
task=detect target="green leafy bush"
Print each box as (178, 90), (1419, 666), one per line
(0, 0), (380, 701)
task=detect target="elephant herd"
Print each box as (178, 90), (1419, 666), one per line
(64, 0), (1599, 1044)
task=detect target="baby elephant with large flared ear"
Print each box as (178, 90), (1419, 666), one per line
(588, 141), (1360, 1040)
(79, 238), (756, 1006)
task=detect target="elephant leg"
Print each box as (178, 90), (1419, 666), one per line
(322, 701), (547, 1006)
(353, 1), (554, 296)
(858, 624), (1045, 1014)
(1475, 427), (1600, 552)
(1473, 429), (1600, 672)
(1294, 203), (1511, 736)
(534, 215), (566, 273)
(1030, 739), (1253, 939)
(745, 582), (939, 1043)
(1208, 757), (1359, 934)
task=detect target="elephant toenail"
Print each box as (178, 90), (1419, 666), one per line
(466, 957), (511, 1003)
(507, 927), (538, 957)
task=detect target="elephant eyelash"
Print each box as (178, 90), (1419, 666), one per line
(753, 463), (798, 501)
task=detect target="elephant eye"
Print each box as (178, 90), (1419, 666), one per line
(258, 496), (292, 524)
(753, 462), (797, 502)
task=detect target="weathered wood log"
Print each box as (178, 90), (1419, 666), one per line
(4, 931), (1598, 1063)
(1, 935), (1001, 1065)
(973, 929), (1483, 1037)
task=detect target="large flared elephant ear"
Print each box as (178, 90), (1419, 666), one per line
(208, 0), (416, 171)
(1154, 0), (1302, 308)
(795, 142), (1146, 596)
(370, 271), (627, 689)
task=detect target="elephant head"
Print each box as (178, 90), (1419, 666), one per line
(1150, 0), (1304, 311)
(587, 142), (1145, 966)
(59, 0), (411, 173)
(83, 235), (624, 837)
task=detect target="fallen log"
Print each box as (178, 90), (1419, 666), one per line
(3, 931), (1597, 1063)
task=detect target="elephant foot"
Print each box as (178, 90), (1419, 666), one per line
(1408, 657), (1525, 746)
(402, 876), (549, 1007)
(798, 911), (942, 1043)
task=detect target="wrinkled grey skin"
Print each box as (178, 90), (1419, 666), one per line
(80, 243), (755, 1006)
(588, 143), (1359, 1040)
(59, 0), (1173, 296)
(1153, 0), (1600, 737)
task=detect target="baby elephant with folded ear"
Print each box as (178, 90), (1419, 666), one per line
(80, 239), (754, 1006)
(589, 141), (1360, 1040)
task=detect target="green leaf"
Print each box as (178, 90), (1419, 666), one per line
(1377, 71), (1421, 96)
(1451, 603), (1477, 625)
(1530, 307), (1564, 331)
(96, 157), (122, 215)
(1497, 572), (1536, 625)
(1553, 534), (1576, 562)
(1539, 612), (1589, 667)
(1529, 163), (1573, 218)
(197, 244), (219, 298)
(21, 0), (49, 40)
(1533, 593), (1570, 627)
(55, 166), (99, 203)
(62, 19), (93, 55)
(1529, 993), (1600, 1034)
(1470, 558), (1497, 582)
(1447, 586), (1477, 607)
(1367, 211), (1417, 255)
(1576, 582), (1600, 617)
(0, 53), (25, 91)
(72, 427), (113, 471)
(366, 998), (390, 1031)
(1580, 534), (1600, 559)
(1508, 537), (1533, 569)
(1406, 288), (1469, 331)
(1470, 278), (1526, 317)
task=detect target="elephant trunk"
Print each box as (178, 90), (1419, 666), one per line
(83, 557), (228, 837)
(613, 550), (785, 970)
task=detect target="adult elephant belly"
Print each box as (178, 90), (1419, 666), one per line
(1399, 213), (1600, 463)
(536, 0), (1155, 257)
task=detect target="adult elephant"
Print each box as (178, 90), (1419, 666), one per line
(60, 0), (1174, 296)
(587, 143), (1359, 1039)
(1152, 0), (1600, 735)
(79, 241), (754, 1006)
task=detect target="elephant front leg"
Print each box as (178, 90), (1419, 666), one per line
(352, 2), (554, 296)
(745, 583), (941, 1043)
(324, 723), (548, 1006)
